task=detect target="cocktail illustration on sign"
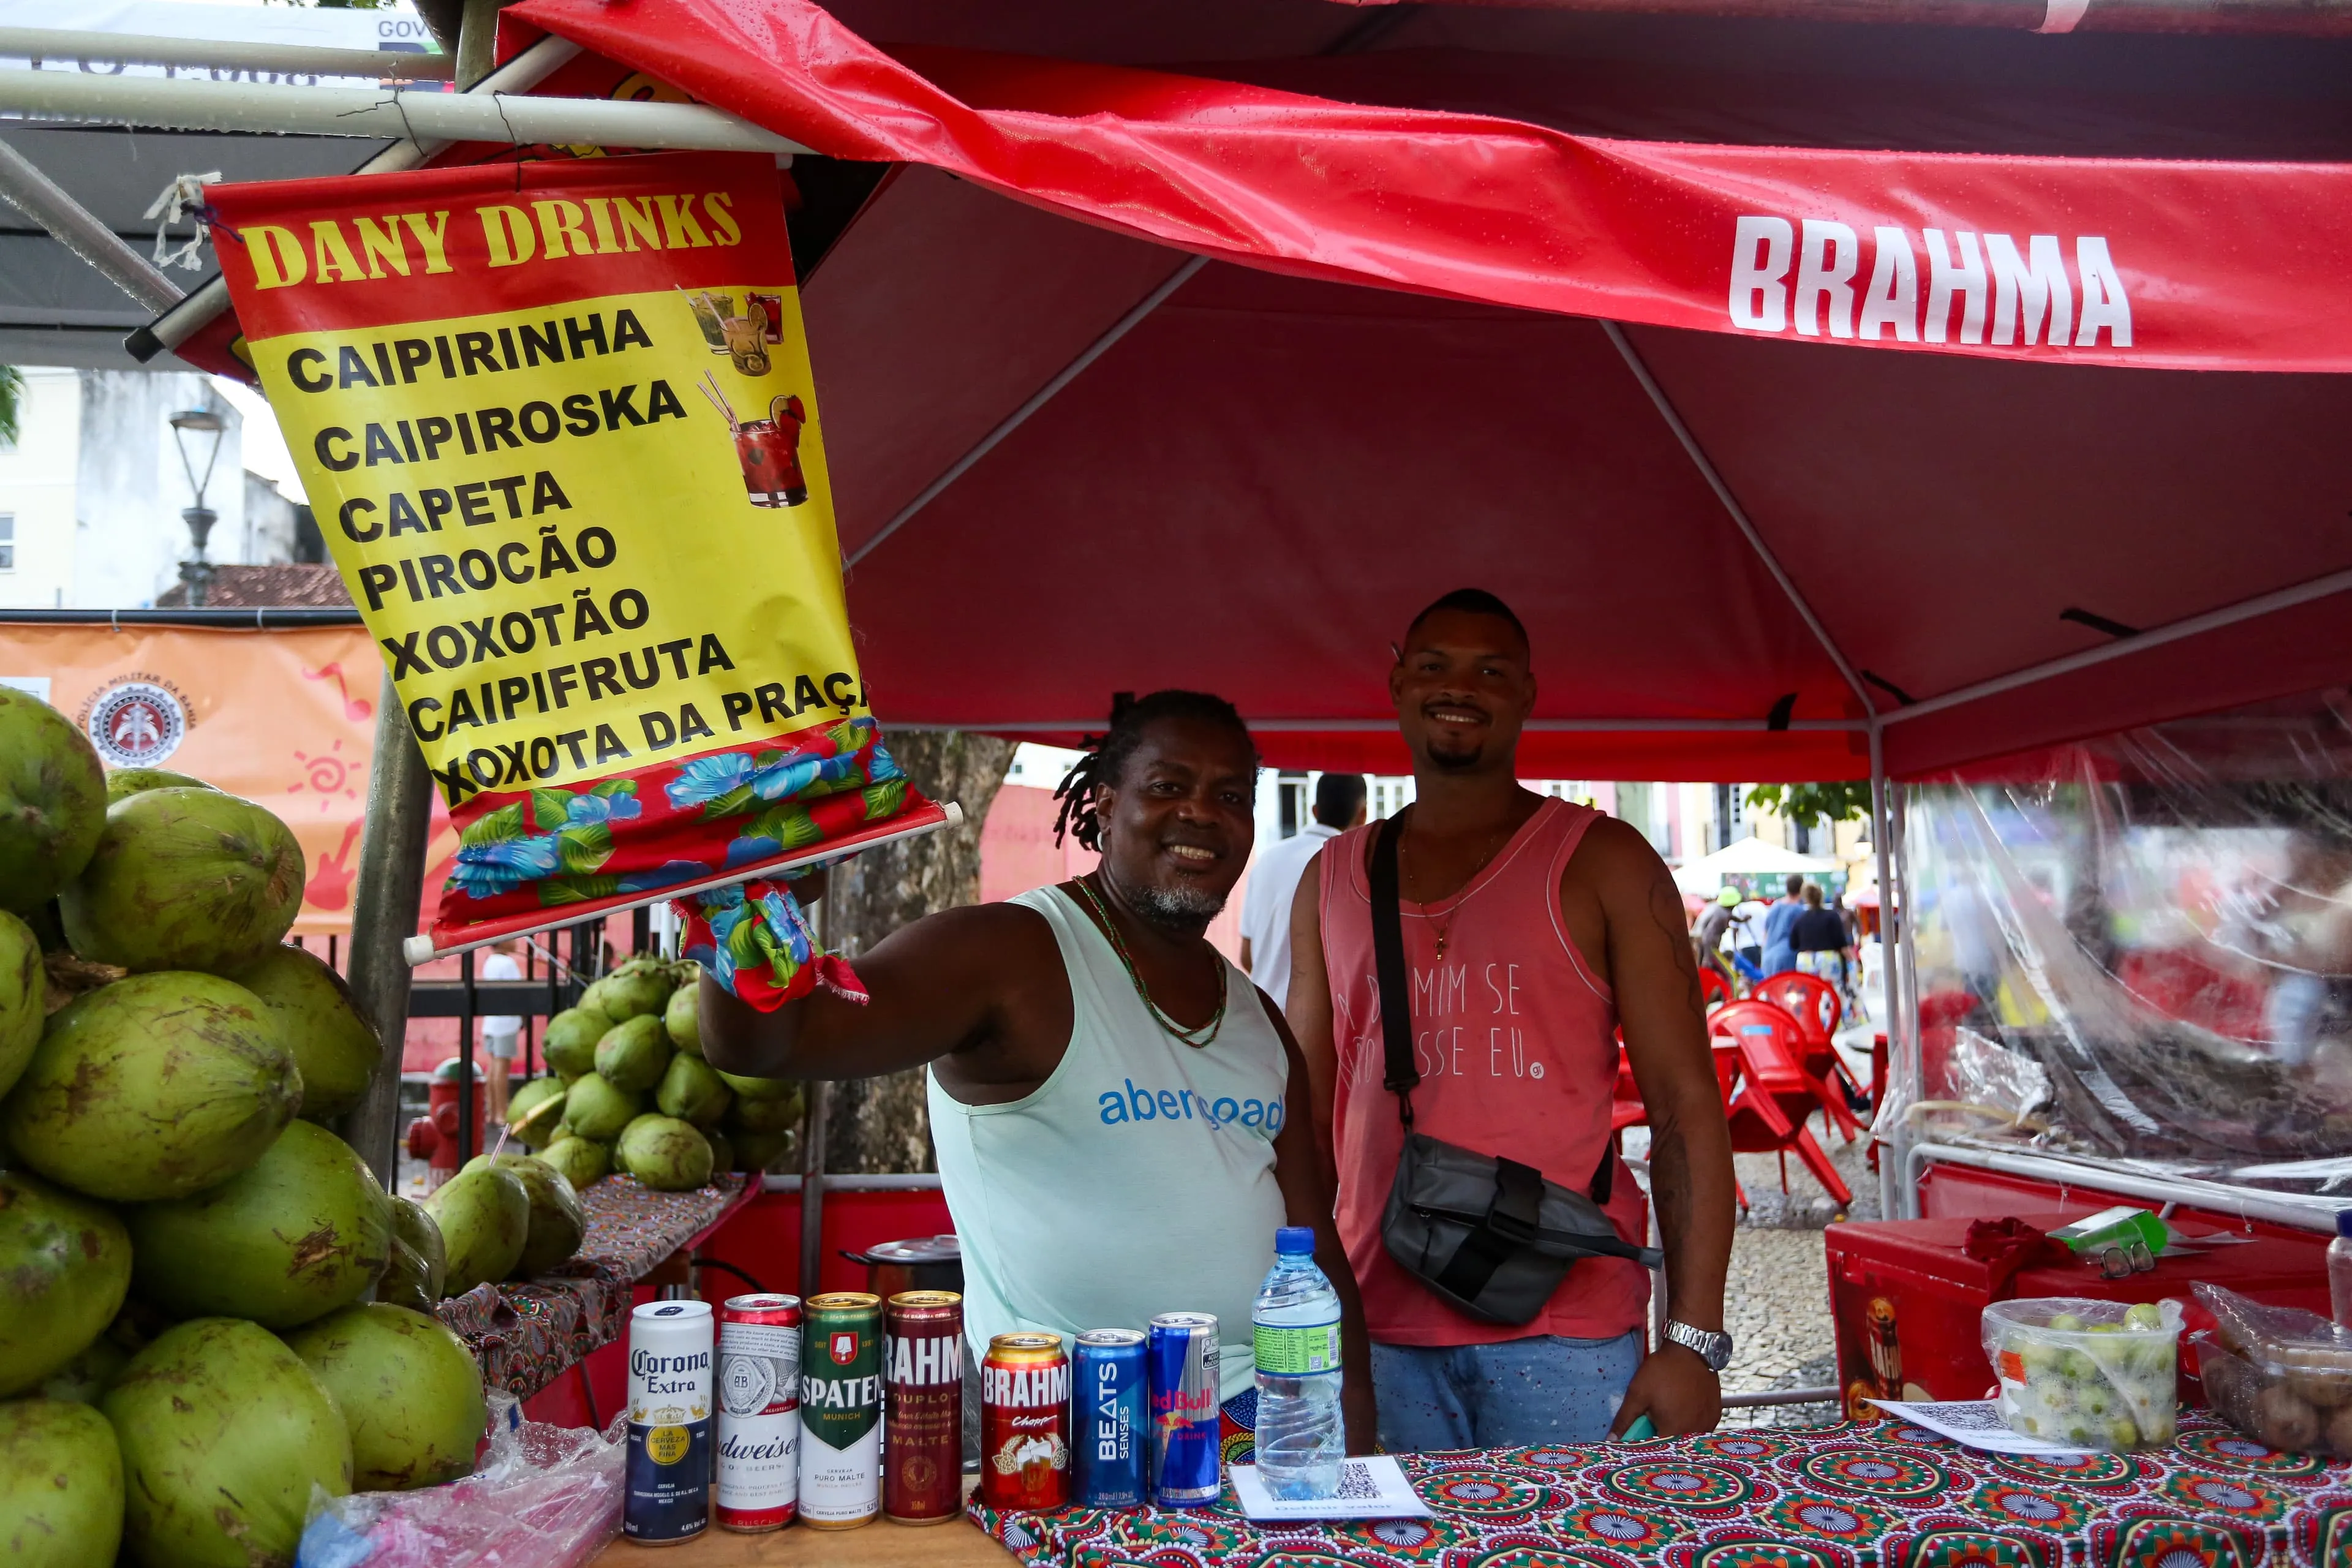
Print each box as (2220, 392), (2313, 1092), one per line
(685, 287), (780, 375)
(699, 371), (811, 508)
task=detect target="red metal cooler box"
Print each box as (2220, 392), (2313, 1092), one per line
(1824, 1210), (2331, 1422)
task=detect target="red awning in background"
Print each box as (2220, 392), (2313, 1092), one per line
(480, 1), (2352, 779)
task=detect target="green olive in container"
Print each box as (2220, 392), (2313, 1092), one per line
(1981, 1297), (2182, 1452)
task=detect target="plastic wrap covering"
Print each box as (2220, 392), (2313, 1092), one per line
(1896, 690), (2352, 1197)
(295, 1393), (624, 1568)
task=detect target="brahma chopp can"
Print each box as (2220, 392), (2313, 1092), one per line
(883, 1291), (964, 1525)
(1072, 1328), (1147, 1508)
(1147, 1312), (1221, 1507)
(625, 1299), (715, 1545)
(981, 1332), (1071, 1510)
(797, 1292), (883, 1528)
(715, 1293), (802, 1531)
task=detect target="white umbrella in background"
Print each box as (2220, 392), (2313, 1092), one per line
(1670, 835), (1841, 895)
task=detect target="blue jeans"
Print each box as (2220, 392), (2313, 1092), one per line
(1371, 1332), (1642, 1452)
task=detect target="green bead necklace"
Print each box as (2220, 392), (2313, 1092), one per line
(1074, 873), (1227, 1048)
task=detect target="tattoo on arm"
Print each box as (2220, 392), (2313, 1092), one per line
(1647, 880), (1706, 1019)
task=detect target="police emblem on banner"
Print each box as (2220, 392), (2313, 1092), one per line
(83, 677), (189, 766)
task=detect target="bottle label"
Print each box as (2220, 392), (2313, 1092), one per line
(1254, 1320), (1342, 1376)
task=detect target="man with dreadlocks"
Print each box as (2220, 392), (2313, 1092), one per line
(699, 689), (1376, 1457)
(1287, 589), (1739, 1450)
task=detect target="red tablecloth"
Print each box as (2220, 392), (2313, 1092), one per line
(974, 1412), (2352, 1567)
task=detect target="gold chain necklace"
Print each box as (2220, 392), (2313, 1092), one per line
(1402, 809), (1513, 962)
(1074, 875), (1227, 1047)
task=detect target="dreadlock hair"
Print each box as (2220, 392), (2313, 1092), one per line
(1052, 690), (1258, 851)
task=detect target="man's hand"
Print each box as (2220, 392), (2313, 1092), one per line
(1610, 1344), (1722, 1438)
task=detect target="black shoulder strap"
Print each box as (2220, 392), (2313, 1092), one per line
(1367, 819), (1419, 1129)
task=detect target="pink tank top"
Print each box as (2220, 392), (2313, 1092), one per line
(1320, 797), (1648, 1346)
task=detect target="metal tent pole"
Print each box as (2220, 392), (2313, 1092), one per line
(0, 28), (453, 80)
(336, 671), (437, 1189)
(0, 136), (184, 314)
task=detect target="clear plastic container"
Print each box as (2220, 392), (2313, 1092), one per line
(1980, 1296), (2181, 1451)
(2193, 1281), (2352, 1455)
(2329, 1210), (2352, 1330)
(1252, 1226), (1343, 1500)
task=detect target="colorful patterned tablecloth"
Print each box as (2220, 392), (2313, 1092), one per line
(973, 1414), (2352, 1568)
(436, 1174), (748, 1399)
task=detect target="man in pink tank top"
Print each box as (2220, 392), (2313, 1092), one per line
(1289, 590), (1738, 1448)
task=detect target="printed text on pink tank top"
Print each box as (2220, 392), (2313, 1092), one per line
(1340, 962), (1548, 1085)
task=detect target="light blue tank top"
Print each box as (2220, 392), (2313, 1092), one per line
(927, 885), (1290, 1401)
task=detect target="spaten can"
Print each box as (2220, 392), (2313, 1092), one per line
(981, 1332), (1071, 1510)
(884, 1291), (964, 1525)
(1072, 1329), (1147, 1508)
(798, 1292), (883, 1529)
(1147, 1312), (1221, 1508)
(716, 1294), (801, 1532)
(625, 1299), (714, 1545)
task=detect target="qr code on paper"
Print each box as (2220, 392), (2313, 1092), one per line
(1333, 1461), (1383, 1501)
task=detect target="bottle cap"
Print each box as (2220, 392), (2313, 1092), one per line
(2338, 1209), (2352, 1240)
(1276, 1226), (1316, 1256)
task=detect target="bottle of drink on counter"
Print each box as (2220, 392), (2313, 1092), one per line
(1252, 1226), (1343, 1499)
(2331, 1210), (2352, 1330)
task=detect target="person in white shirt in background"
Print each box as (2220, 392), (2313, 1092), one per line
(477, 938), (526, 1122)
(1240, 774), (1366, 1010)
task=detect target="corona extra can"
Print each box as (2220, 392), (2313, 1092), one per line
(981, 1332), (1071, 1510)
(884, 1291), (964, 1525)
(1072, 1329), (1147, 1508)
(797, 1292), (883, 1529)
(624, 1300), (714, 1545)
(716, 1294), (801, 1531)
(1147, 1312), (1221, 1508)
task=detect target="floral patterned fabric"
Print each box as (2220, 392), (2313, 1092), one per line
(434, 1174), (747, 1400)
(972, 1414), (2352, 1568)
(424, 712), (935, 956)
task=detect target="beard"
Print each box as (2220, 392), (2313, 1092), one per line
(1115, 873), (1229, 933)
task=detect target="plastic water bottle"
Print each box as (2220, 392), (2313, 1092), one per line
(2331, 1210), (2352, 1330)
(1253, 1226), (1343, 1499)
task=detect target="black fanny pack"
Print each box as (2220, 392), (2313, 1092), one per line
(1369, 818), (1661, 1325)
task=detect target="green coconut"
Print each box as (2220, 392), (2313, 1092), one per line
(561, 1071), (638, 1142)
(703, 1128), (734, 1177)
(39, 1330), (134, 1404)
(731, 1128), (791, 1173)
(538, 1135), (609, 1191)
(540, 1004), (609, 1079)
(0, 688), (106, 916)
(284, 1303), (488, 1491)
(0, 1396), (124, 1568)
(504, 1076), (567, 1149)
(655, 1050), (731, 1128)
(3, 971), (298, 1201)
(422, 1163), (529, 1295)
(593, 1013), (671, 1094)
(103, 767), (212, 804)
(462, 1153), (584, 1277)
(0, 908), (43, 1101)
(128, 1120), (391, 1330)
(0, 1169), (132, 1398)
(224, 943), (379, 1123)
(663, 970), (702, 1055)
(388, 1196), (445, 1294)
(727, 1085), (805, 1134)
(105, 1317), (351, 1568)
(374, 1237), (433, 1315)
(59, 788), (304, 973)
(617, 1115), (712, 1192)
(579, 960), (669, 1022)
(716, 1066), (800, 1104)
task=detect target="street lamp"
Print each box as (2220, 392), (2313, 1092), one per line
(169, 405), (228, 608)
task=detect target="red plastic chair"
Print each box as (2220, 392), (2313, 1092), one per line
(1708, 1000), (1854, 1209)
(1700, 965), (1733, 1012)
(1754, 971), (1864, 1135)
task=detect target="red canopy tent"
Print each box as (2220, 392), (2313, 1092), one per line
(491, 0), (2352, 788)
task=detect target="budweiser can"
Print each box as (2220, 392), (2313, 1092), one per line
(980, 1332), (1071, 1511)
(1072, 1329), (1147, 1508)
(884, 1291), (964, 1525)
(1147, 1313), (1221, 1508)
(715, 1294), (801, 1532)
(798, 1293), (883, 1529)
(624, 1300), (714, 1545)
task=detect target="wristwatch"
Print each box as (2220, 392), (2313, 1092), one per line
(1663, 1319), (1734, 1373)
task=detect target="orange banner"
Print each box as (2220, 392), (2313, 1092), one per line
(0, 624), (457, 936)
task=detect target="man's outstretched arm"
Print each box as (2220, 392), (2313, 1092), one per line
(1585, 820), (1740, 1436)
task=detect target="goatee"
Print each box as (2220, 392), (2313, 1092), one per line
(1126, 880), (1227, 933)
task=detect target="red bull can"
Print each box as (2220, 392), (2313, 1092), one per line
(1147, 1313), (1221, 1508)
(1073, 1329), (1147, 1508)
